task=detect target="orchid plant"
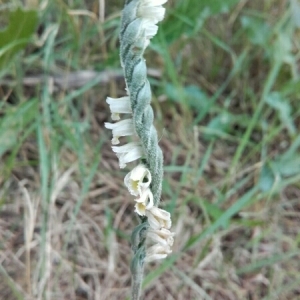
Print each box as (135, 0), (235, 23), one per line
(105, 0), (173, 299)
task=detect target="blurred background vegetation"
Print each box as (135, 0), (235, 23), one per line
(0, 0), (300, 299)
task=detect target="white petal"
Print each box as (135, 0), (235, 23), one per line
(145, 253), (167, 262)
(112, 142), (141, 153)
(105, 119), (135, 144)
(134, 189), (154, 216)
(137, 0), (167, 23)
(106, 96), (132, 121)
(119, 148), (143, 168)
(135, 188), (154, 209)
(146, 206), (171, 230)
(145, 243), (172, 263)
(124, 164), (152, 196)
(139, 7), (165, 23)
(134, 202), (147, 216)
(141, 0), (168, 5)
(112, 142), (144, 169)
(142, 21), (158, 39)
(147, 228), (174, 247)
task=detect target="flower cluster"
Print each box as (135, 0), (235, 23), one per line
(105, 0), (168, 169)
(105, 108), (174, 262)
(124, 164), (174, 262)
(136, 0), (168, 48)
(104, 96), (143, 168)
(105, 0), (173, 264)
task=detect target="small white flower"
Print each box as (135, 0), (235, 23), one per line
(106, 96), (132, 121)
(141, 20), (158, 39)
(137, 0), (167, 24)
(145, 206), (171, 230)
(104, 118), (135, 145)
(147, 227), (174, 247)
(145, 243), (172, 263)
(112, 142), (144, 169)
(134, 188), (154, 216)
(124, 164), (152, 196)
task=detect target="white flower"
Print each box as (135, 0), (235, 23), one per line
(124, 164), (152, 196)
(134, 188), (154, 216)
(137, 0), (167, 24)
(112, 142), (143, 169)
(145, 243), (172, 263)
(147, 227), (174, 247)
(145, 206), (171, 230)
(106, 96), (132, 121)
(104, 118), (135, 145)
(142, 19), (158, 37)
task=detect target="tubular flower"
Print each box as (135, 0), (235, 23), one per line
(137, 0), (167, 24)
(141, 19), (158, 39)
(124, 164), (152, 196)
(112, 142), (144, 169)
(145, 206), (172, 230)
(134, 188), (154, 216)
(147, 227), (174, 247)
(144, 243), (172, 263)
(104, 118), (135, 145)
(106, 96), (132, 121)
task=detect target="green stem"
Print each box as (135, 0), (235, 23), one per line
(119, 1), (165, 298)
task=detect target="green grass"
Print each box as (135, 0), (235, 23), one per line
(0, 0), (300, 299)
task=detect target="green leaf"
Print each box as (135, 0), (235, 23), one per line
(184, 85), (210, 110)
(273, 156), (300, 178)
(271, 136), (300, 177)
(265, 92), (296, 136)
(241, 16), (271, 46)
(259, 163), (275, 192)
(204, 112), (232, 140)
(164, 83), (210, 110)
(0, 8), (38, 70)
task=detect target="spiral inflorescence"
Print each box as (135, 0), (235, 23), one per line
(105, 1), (171, 299)
(120, 2), (164, 206)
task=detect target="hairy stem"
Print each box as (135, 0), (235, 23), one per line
(119, 1), (166, 298)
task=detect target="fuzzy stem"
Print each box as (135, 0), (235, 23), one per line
(130, 246), (145, 300)
(130, 221), (148, 299)
(119, 1), (165, 299)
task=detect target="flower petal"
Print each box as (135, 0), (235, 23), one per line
(140, 0), (168, 4)
(112, 142), (144, 169)
(134, 202), (147, 216)
(146, 206), (171, 230)
(106, 96), (132, 121)
(137, 0), (167, 24)
(145, 243), (172, 263)
(105, 119), (135, 145)
(124, 164), (152, 196)
(141, 20), (158, 39)
(134, 188), (154, 216)
(147, 228), (174, 247)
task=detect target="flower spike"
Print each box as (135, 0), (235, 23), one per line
(105, 0), (171, 298)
